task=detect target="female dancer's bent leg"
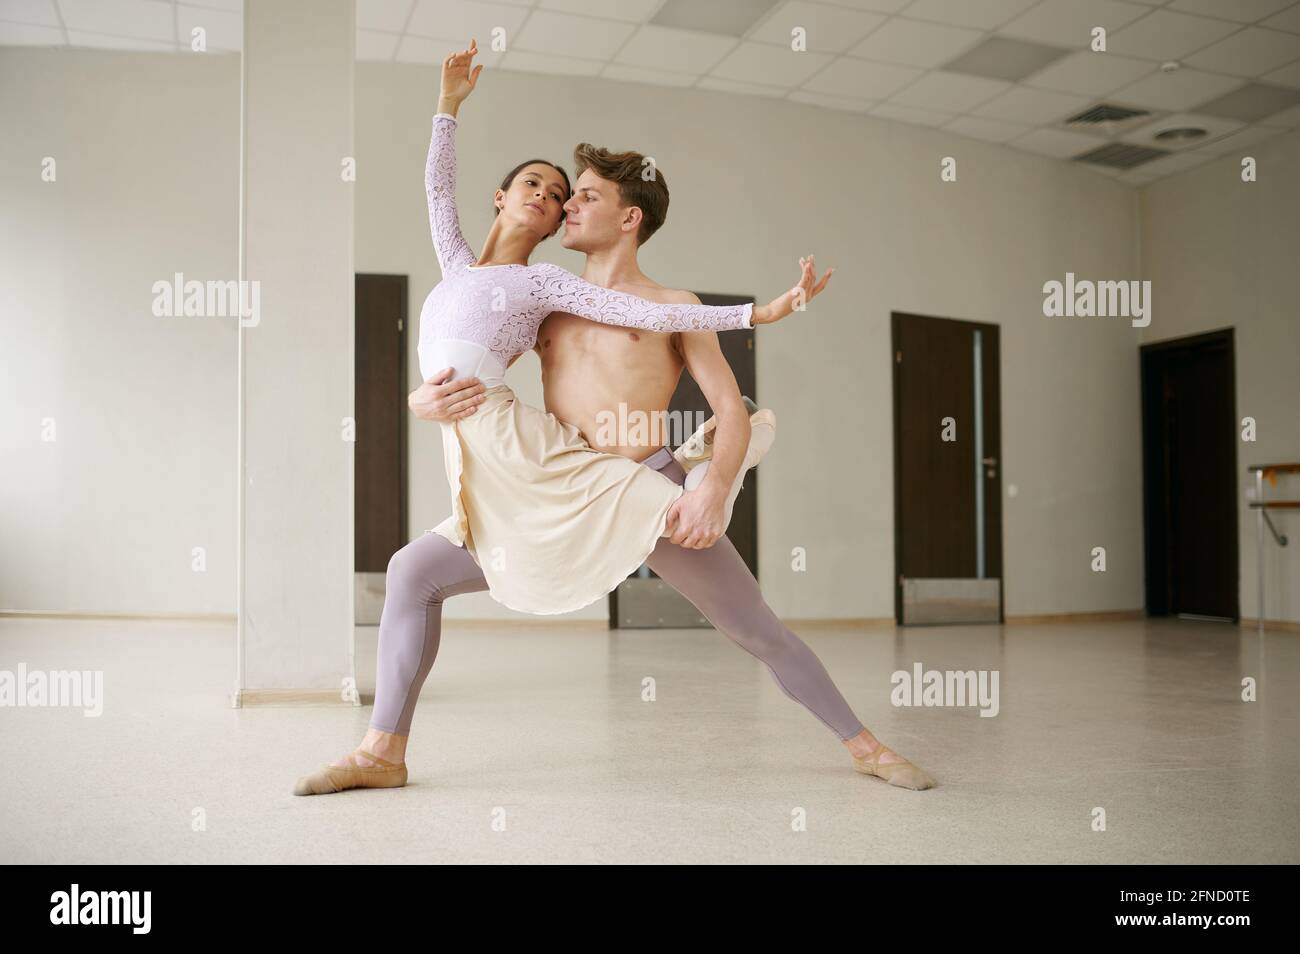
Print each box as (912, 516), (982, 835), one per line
(293, 532), (486, 795)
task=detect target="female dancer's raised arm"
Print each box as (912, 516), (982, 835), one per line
(424, 51), (481, 273)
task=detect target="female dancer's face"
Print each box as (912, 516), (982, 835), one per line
(494, 164), (568, 242)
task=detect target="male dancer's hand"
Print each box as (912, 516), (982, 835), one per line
(665, 485), (728, 549)
(408, 368), (486, 423)
(751, 255), (833, 325)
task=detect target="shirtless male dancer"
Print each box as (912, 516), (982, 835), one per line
(299, 142), (935, 794)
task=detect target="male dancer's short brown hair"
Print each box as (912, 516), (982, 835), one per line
(572, 143), (669, 246)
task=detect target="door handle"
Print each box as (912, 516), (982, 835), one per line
(982, 457), (997, 466)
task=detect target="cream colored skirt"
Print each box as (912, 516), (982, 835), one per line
(430, 384), (684, 615)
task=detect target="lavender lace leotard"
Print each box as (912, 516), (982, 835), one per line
(419, 112), (756, 616)
(417, 113), (753, 386)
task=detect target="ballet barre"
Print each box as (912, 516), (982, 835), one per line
(1247, 463), (1298, 635)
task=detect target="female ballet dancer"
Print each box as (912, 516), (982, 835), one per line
(294, 42), (932, 795)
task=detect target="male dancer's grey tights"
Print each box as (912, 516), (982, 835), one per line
(371, 449), (867, 741)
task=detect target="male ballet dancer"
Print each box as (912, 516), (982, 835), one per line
(305, 143), (934, 794)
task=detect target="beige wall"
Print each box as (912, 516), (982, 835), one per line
(0, 48), (240, 615)
(1139, 130), (1300, 625)
(5, 48), (1292, 625)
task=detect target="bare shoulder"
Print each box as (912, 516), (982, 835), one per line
(633, 278), (700, 306)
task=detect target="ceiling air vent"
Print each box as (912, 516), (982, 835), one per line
(1073, 142), (1170, 170)
(1066, 103), (1149, 125)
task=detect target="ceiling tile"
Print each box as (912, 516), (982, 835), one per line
(613, 24), (738, 73)
(356, 0), (415, 34)
(800, 55), (921, 97)
(1257, 101), (1300, 124)
(1109, 66), (1244, 110)
(58, 0), (174, 42)
(396, 32), (505, 66)
(999, 0), (1149, 48)
(972, 85), (1093, 123)
(652, 0), (782, 37)
(1192, 123), (1287, 154)
(1128, 149), (1213, 175)
(943, 114), (1033, 141)
(944, 36), (1071, 82)
(821, 0), (910, 13)
(696, 75), (791, 96)
(1009, 126), (1108, 158)
(847, 15), (984, 68)
(786, 88), (877, 111)
(1196, 81), (1300, 121)
(0, 20), (63, 44)
(869, 102), (956, 126)
(747, 0), (886, 54)
(180, 0), (241, 10)
(1261, 3), (1300, 33)
(600, 63), (699, 87)
(407, 0), (530, 44)
(887, 71), (1011, 111)
(539, 0), (663, 22)
(176, 4), (241, 52)
(514, 9), (635, 60)
(357, 29), (401, 61)
(499, 49), (604, 76)
(708, 39), (833, 86)
(0, 0), (60, 27)
(67, 30), (175, 51)
(902, 0), (1040, 31)
(1166, 0), (1294, 22)
(1262, 57), (1300, 86)
(1023, 49), (1157, 95)
(1183, 27), (1300, 77)
(1106, 9), (1241, 61)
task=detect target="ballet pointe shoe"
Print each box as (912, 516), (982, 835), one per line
(682, 409), (776, 528)
(852, 743), (936, 791)
(672, 396), (761, 471)
(293, 749), (408, 796)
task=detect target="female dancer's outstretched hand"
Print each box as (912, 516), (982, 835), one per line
(751, 255), (833, 325)
(439, 39), (482, 110)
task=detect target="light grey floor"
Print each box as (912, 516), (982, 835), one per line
(1, 615), (1297, 864)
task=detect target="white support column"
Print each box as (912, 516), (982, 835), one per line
(235, 0), (355, 705)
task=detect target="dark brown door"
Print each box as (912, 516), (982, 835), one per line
(355, 274), (407, 574)
(1140, 329), (1238, 620)
(612, 292), (757, 628)
(892, 312), (1004, 624)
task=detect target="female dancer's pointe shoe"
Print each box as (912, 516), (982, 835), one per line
(852, 743), (936, 791)
(672, 396), (761, 471)
(293, 749), (407, 796)
(682, 409), (776, 529)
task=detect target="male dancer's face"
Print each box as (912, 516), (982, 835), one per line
(560, 170), (638, 254)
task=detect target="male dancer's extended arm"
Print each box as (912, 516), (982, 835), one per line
(665, 326), (750, 550)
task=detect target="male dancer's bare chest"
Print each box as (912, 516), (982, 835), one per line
(537, 312), (684, 460)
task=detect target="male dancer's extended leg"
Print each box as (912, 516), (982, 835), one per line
(644, 457), (865, 741)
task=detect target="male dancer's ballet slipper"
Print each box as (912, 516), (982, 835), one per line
(852, 743), (936, 791)
(672, 396), (761, 471)
(682, 408), (776, 529)
(292, 749), (408, 796)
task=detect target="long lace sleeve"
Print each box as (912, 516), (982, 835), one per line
(529, 264), (753, 332)
(425, 113), (477, 273)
